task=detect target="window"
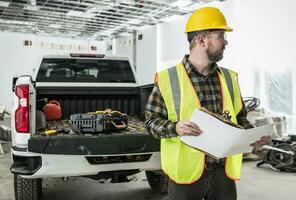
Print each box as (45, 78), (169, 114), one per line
(255, 67), (294, 133)
(36, 58), (136, 83)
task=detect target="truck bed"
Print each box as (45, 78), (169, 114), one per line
(30, 85), (158, 157)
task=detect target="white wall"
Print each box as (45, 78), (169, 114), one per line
(136, 26), (157, 86)
(108, 26), (157, 86)
(229, 0), (296, 96)
(0, 32), (106, 110)
(158, 15), (188, 68)
(111, 35), (134, 68)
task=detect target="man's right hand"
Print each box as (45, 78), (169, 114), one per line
(175, 121), (203, 136)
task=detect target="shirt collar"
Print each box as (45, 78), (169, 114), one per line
(182, 55), (220, 77)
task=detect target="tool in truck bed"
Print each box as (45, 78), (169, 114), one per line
(70, 109), (128, 133)
(40, 120), (74, 136)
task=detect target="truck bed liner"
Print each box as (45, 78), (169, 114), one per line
(36, 86), (142, 118)
(30, 120), (159, 155)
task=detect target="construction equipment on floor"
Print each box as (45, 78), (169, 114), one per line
(257, 139), (296, 172)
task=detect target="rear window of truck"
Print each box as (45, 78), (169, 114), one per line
(36, 58), (136, 83)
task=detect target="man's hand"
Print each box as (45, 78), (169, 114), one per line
(175, 121), (203, 136)
(250, 135), (271, 148)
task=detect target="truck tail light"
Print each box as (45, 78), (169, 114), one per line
(15, 84), (29, 133)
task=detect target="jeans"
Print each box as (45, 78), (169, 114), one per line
(168, 167), (237, 200)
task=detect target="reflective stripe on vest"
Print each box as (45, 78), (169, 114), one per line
(168, 67), (181, 120)
(220, 67), (234, 106)
(157, 63), (243, 184)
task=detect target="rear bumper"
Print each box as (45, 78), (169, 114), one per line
(11, 149), (161, 178)
(11, 132), (161, 178)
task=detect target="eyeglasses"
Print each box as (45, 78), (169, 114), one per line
(205, 32), (227, 41)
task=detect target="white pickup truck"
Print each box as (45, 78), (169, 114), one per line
(10, 54), (167, 200)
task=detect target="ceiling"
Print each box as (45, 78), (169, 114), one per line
(0, 0), (221, 40)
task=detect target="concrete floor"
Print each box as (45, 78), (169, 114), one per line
(1, 143), (296, 200)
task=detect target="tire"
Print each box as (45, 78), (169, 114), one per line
(14, 175), (42, 200)
(145, 170), (168, 194)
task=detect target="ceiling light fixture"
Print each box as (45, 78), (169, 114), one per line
(0, 19), (36, 26)
(49, 24), (62, 29)
(99, 29), (114, 36)
(127, 19), (142, 25)
(66, 10), (95, 18)
(0, 1), (9, 7)
(24, 5), (40, 11)
(161, 14), (181, 22)
(171, 0), (193, 8)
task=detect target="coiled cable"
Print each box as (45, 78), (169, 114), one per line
(243, 97), (260, 112)
(257, 142), (296, 172)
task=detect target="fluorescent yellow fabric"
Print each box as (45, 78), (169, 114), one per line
(157, 70), (178, 122)
(218, 68), (243, 180)
(158, 63), (243, 183)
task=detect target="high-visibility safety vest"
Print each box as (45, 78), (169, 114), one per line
(156, 63), (243, 184)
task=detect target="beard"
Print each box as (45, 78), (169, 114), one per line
(206, 45), (225, 63)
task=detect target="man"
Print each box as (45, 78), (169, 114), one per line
(145, 6), (269, 200)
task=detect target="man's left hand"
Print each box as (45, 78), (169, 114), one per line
(250, 135), (271, 148)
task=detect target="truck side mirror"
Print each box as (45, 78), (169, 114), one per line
(12, 76), (18, 92)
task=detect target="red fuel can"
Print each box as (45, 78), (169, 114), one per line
(42, 100), (62, 121)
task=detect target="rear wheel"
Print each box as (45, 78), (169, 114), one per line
(145, 170), (168, 194)
(14, 175), (42, 200)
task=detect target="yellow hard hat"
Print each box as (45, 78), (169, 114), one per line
(185, 7), (233, 33)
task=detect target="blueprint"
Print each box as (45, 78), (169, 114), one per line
(180, 109), (275, 158)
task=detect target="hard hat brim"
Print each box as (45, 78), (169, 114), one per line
(217, 25), (233, 32)
(185, 25), (233, 33)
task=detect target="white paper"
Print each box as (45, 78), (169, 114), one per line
(180, 109), (275, 158)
